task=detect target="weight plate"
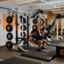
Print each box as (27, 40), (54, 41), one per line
(23, 32), (26, 37)
(20, 16), (23, 18)
(20, 32), (26, 37)
(20, 16), (22, 23)
(6, 16), (13, 23)
(33, 19), (38, 24)
(32, 25), (37, 30)
(23, 18), (26, 24)
(20, 32), (22, 36)
(7, 33), (13, 40)
(36, 15), (39, 19)
(6, 25), (13, 32)
(23, 25), (26, 31)
(6, 41), (13, 49)
(20, 25), (26, 31)
(20, 25), (22, 30)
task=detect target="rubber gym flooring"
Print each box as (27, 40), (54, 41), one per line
(0, 46), (64, 64)
(0, 57), (40, 64)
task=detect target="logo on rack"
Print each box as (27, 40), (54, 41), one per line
(60, 49), (64, 56)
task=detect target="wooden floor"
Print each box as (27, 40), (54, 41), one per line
(0, 47), (64, 64)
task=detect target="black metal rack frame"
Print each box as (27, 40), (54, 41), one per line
(15, 11), (29, 45)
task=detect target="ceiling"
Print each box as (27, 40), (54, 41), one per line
(16, 0), (64, 9)
(15, 0), (64, 14)
(0, 0), (64, 14)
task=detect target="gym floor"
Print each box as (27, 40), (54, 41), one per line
(0, 47), (64, 64)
